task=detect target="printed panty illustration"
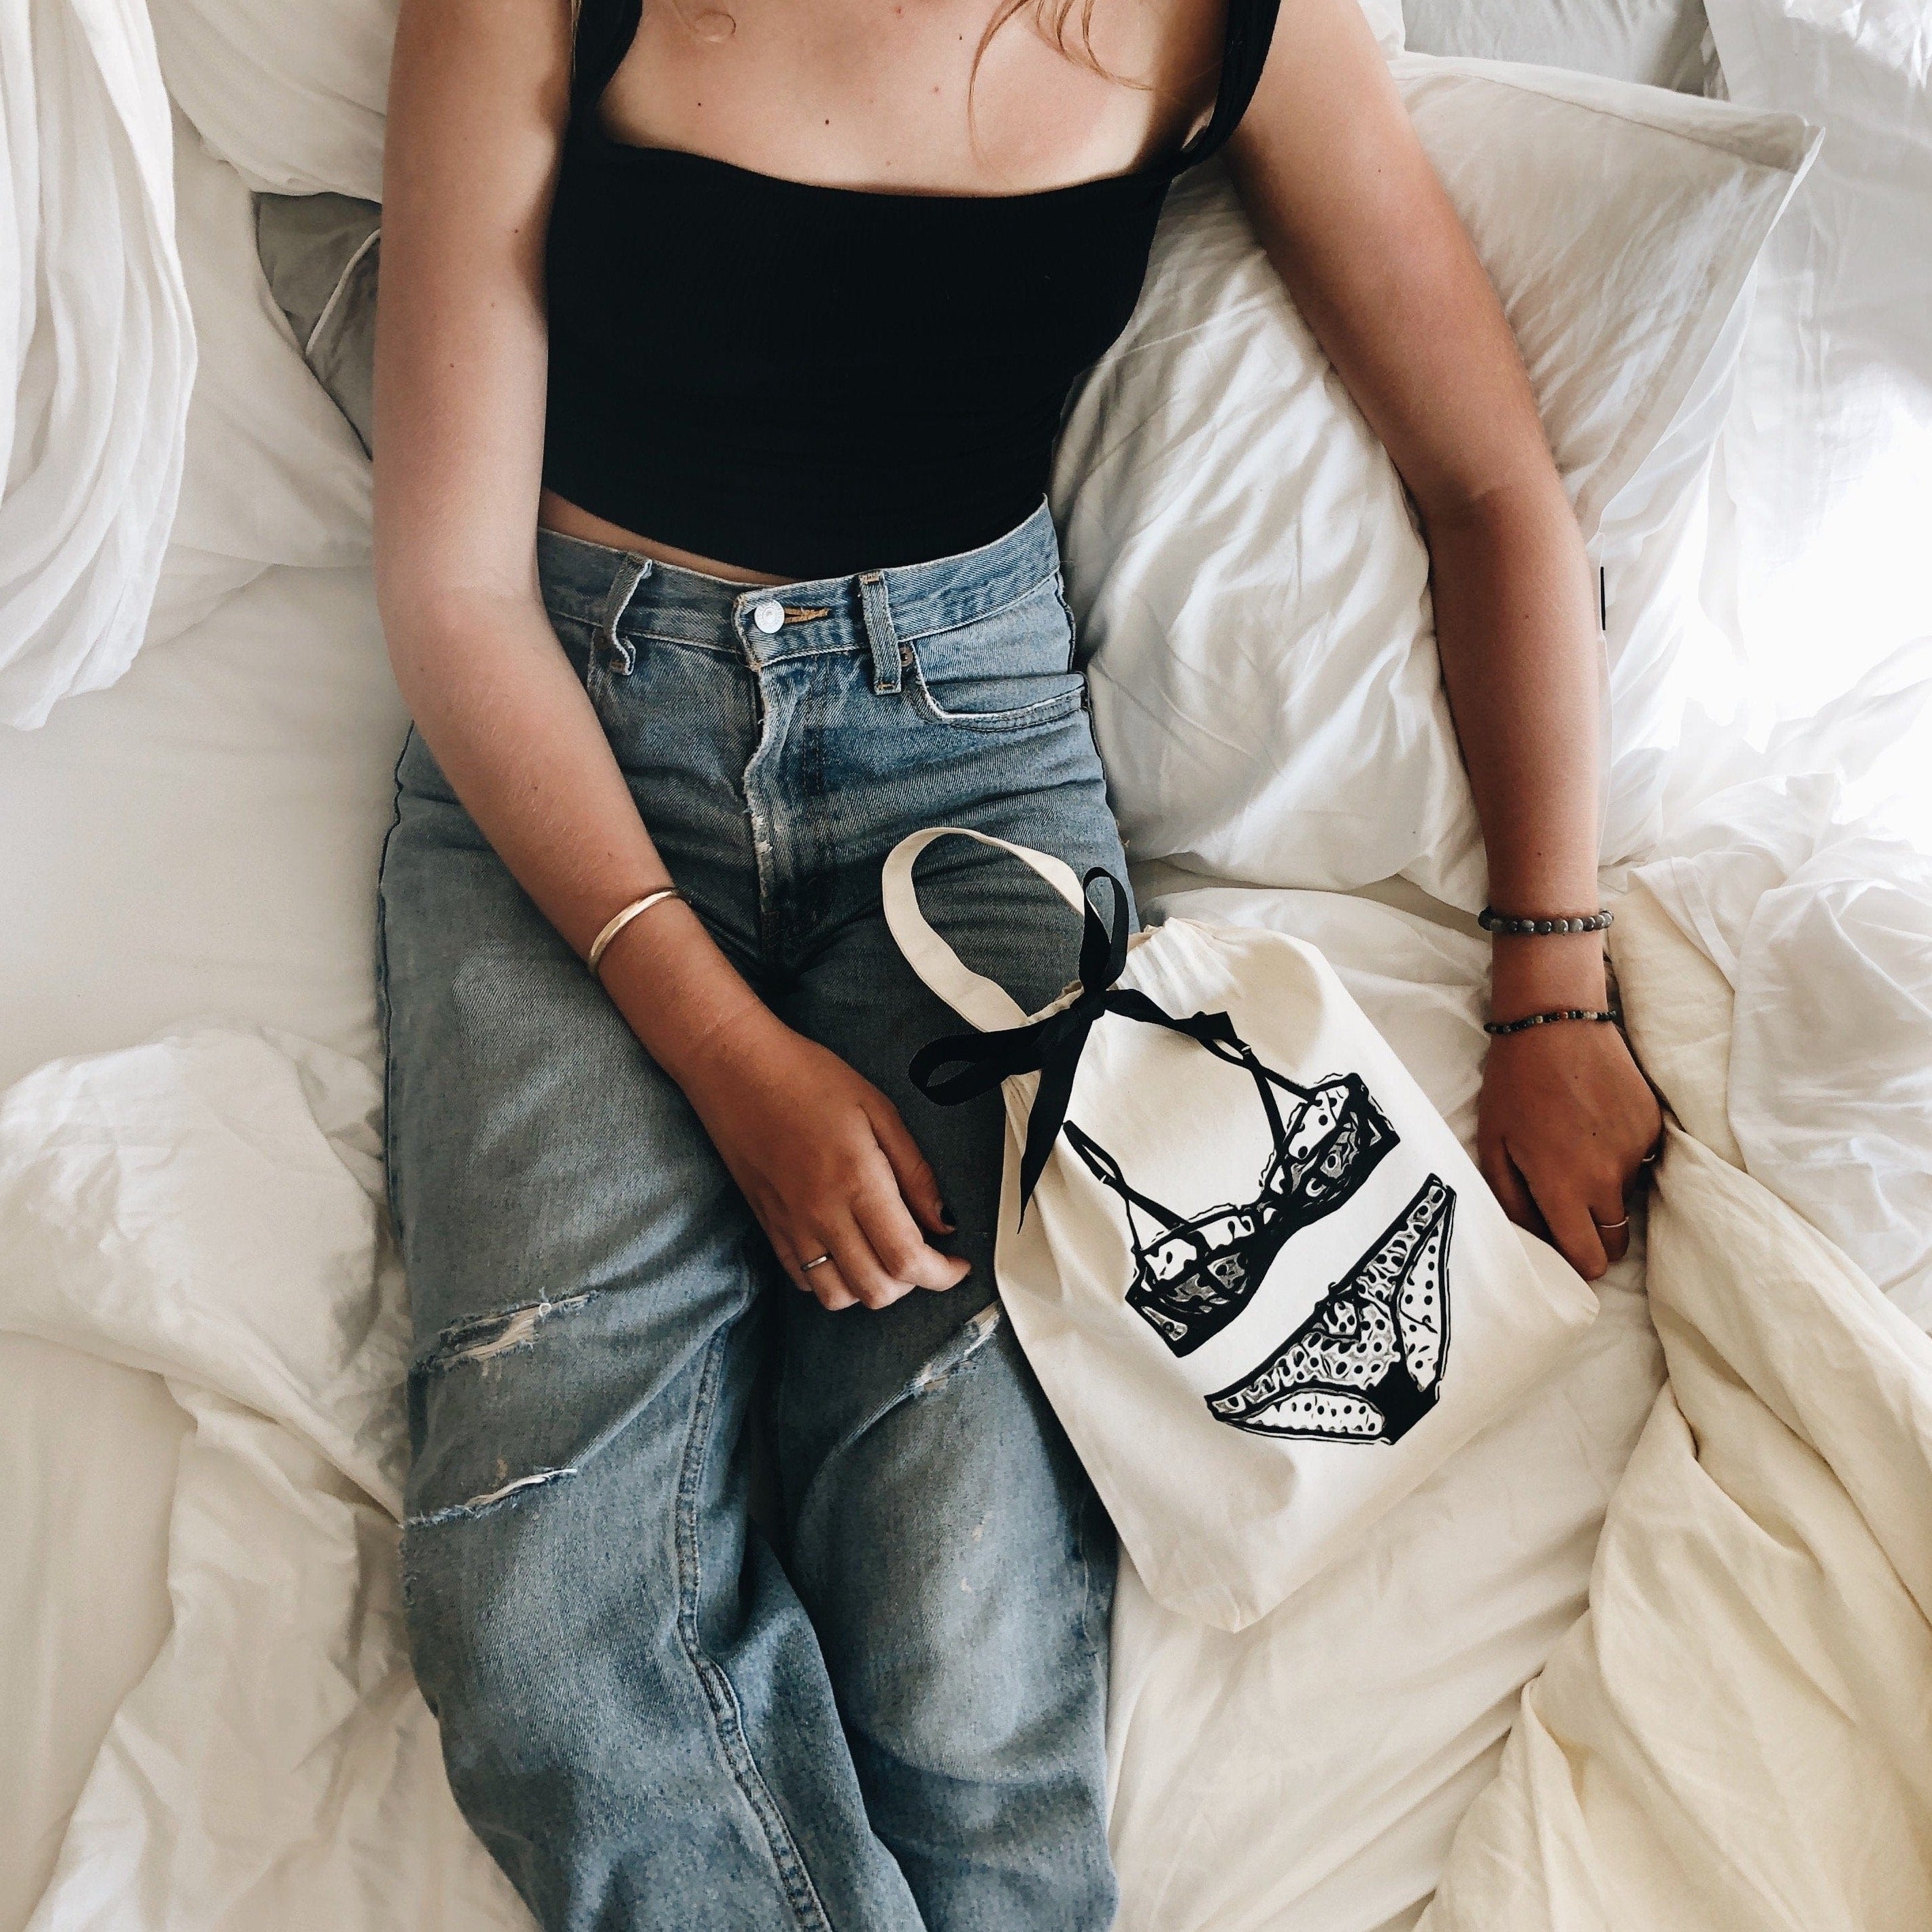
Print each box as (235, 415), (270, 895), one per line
(1062, 1040), (1397, 1356)
(1204, 1174), (1455, 1444)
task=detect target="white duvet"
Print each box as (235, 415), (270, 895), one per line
(0, 1030), (528, 1932)
(1422, 887), (1932, 1930)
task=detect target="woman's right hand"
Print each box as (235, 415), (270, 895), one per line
(677, 1006), (970, 1313)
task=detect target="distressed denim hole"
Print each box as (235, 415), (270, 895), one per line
(425, 1292), (594, 1376)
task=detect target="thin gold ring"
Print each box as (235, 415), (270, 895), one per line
(801, 1253), (833, 1271)
(1594, 1216), (1630, 1233)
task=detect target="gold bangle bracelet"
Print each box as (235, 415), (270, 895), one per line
(587, 886), (685, 980)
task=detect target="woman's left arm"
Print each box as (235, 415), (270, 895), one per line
(1225, 0), (1660, 1278)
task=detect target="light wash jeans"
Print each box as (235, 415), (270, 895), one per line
(376, 503), (1127, 1931)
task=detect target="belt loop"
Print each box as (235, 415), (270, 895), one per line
(594, 554), (652, 676)
(859, 571), (901, 695)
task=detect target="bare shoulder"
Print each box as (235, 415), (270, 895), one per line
(374, 0), (577, 624)
(386, 0), (573, 159)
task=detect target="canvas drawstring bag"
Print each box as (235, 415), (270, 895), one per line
(884, 827), (1599, 1631)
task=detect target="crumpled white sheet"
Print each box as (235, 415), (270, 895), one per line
(0, 1026), (530, 1932)
(1636, 775), (1932, 1331)
(1422, 886), (1932, 1931)
(0, 0), (193, 729)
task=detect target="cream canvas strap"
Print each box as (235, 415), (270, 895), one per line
(880, 826), (1087, 1032)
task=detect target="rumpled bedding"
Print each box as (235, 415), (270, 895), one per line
(0, 0), (193, 728)
(1636, 775), (1932, 1329)
(0, 1029), (529, 1931)
(1420, 885), (1932, 1931)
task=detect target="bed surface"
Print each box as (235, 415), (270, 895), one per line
(7, 0), (1932, 1925)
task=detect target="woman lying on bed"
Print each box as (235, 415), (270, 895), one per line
(371, 0), (1661, 1925)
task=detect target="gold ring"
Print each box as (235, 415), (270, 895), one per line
(1594, 1217), (1629, 1233)
(801, 1253), (832, 1271)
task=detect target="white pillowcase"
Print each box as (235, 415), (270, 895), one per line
(156, 111), (373, 649)
(1052, 54), (1817, 909)
(1402, 0), (1710, 92)
(1696, 0), (1932, 734)
(150, 0), (394, 201)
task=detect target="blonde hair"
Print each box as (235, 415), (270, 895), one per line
(974, 0), (1142, 88)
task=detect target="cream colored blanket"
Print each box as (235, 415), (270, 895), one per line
(1423, 886), (1932, 1931)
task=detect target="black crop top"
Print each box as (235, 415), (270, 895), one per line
(544, 0), (1282, 579)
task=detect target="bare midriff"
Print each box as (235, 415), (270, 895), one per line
(539, 488), (790, 587)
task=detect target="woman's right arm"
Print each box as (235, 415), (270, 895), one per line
(374, 0), (964, 1310)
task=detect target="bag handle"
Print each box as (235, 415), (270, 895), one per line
(881, 827), (1088, 1032)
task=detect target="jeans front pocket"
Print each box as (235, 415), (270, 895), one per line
(902, 571), (1086, 733)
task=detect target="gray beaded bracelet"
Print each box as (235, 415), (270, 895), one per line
(1478, 906), (1613, 936)
(1483, 1006), (1621, 1036)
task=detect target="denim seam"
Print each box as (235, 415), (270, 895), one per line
(1049, 569), (1082, 667)
(610, 629), (747, 664)
(674, 1322), (835, 1932)
(374, 731), (413, 1244)
(551, 578), (1061, 666)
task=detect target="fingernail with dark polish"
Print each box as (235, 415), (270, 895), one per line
(940, 1201), (957, 1230)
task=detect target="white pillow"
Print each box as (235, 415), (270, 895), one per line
(1402, 0), (1710, 92)
(162, 114), (373, 620)
(1696, 0), (1932, 735)
(150, 0), (394, 200)
(1359, 0), (1406, 57)
(1052, 54), (1817, 909)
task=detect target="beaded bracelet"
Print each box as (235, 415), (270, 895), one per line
(1483, 1006), (1621, 1036)
(1478, 906), (1613, 936)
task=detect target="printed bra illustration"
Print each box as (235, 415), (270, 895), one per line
(1062, 1034), (1397, 1356)
(1206, 1174), (1456, 1444)
(906, 866), (1453, 1444)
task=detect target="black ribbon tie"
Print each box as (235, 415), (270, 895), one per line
(907, 867), (1246, 1218)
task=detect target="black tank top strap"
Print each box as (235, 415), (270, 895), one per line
(569, 0), (641, 118)
(1169, 0), (1284, 174)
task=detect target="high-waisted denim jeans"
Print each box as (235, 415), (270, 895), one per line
(376, 503), (1127, 1932)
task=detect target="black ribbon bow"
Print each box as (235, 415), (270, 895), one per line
(908, 866), (1247, 1217)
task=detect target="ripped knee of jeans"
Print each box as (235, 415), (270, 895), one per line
(406, 1291), (599, 1528)
(424, 1291), (594, 1374)
(909, 1300), (1004, 1398)
(409, 1463), (579, 1528)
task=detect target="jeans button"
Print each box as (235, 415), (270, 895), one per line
(752, 599), (785, 634)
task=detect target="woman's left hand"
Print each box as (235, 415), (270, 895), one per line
(1476, 1020), (1662, 1279)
